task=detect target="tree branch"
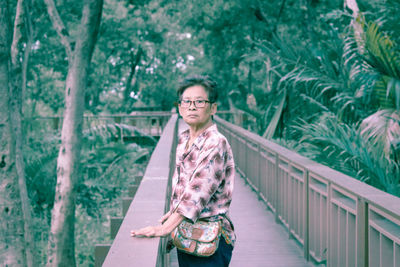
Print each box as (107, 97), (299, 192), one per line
(43, 0), (73, 59)
(124, 46), (142, 101)
(11, 0), (24, 64)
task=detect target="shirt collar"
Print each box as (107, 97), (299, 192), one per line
(182, 124), (218, 150)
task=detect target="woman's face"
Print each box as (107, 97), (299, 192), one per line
(178, 85), (217, 128)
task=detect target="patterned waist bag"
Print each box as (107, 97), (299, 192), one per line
(171, 219), (221, 257)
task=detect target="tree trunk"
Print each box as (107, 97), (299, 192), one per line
(45, 0), (103, 266)
(247, 29), (254, 95)
(123, 46), (142, 105)
(0, 1), (27, 266)
(10, 0), (37, 266)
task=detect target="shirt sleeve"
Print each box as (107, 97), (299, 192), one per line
(176, 140), (228, 222)
(169, 164), (179, 212)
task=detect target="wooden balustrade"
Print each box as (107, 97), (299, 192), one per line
(94, 113), (400, 266)
(23, 111), (246, 136)
(99, 114), (178, 267)
(94, 174), (144, 266)
(215, 116), (400, 267)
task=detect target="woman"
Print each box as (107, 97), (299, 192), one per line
(131, 75), (236, 266)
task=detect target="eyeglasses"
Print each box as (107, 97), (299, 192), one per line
(179, 99), (211, 108)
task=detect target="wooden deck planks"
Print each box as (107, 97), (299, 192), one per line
(229, 173), (314, 267)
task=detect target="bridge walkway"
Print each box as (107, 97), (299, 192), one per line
(170, 118), (314, 266)
(100, 113), (400, 267)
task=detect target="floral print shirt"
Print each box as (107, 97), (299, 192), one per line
(170, 124), (236, 245)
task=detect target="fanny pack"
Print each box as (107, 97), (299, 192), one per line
(171, 219), (221, 257)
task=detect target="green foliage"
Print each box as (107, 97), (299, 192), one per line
(362, 21), (400, 109)
(74, 147), (148, 266)
(293, 113), (399, 194)
(25, 130), (59, 214)
(24, 119), (153, 265)
(244, 5), (400, 197)
(87, 0), (205, 114)
(13, 0), (400, 264)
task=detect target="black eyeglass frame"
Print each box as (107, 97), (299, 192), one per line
(179, 99), (212, 108)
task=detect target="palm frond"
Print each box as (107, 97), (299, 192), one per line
(262, 88), (286, 139)
(362, 22), (400, 109)
(85, 145), (149, 185)
(363, 22), (400, 78)
(294, 113), (393, 192)
(83, 123), (157, 147)
(299, 94), (330, 112)
(360, 109), (400, 158)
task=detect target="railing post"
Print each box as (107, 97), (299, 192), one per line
(274, 153), (280, 223)
(94, 244), (111, 267)
(356, 199), (368, 267)
(327, 182), (332, 267)
(257, 144), (261, 200)
(122, 197), (133, 216)
(304, 170), (310, 260)
(128, 175), (143, 197)
(110, 217), (123, 239)
(233, 110), (243, 126)
(128, 185), (139, 198)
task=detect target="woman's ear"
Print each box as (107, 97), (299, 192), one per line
(178, 104), (184, 117)
(211, 103), (217, 115)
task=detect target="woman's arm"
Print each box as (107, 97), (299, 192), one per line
(130, 212), (184, 238)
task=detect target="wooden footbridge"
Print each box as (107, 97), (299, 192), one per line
(87, 112), (400, 267)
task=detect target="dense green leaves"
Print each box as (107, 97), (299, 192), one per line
(24, 118), (153, 265)
(245, 2), (400, 197)
(6, 0), (400, 265)
(293, 113), (399, 194)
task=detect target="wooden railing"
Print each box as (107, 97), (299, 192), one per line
(215, 116), (400, 267)
(99, 114), (400, 266)
(101, 114), (178, 267)
(24, 112), (173, 137)
(24, 111), (246, 137)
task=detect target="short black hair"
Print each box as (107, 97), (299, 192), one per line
(177, 75), (218, 103)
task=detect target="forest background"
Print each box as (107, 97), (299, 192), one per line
(1, 0), (399, 266)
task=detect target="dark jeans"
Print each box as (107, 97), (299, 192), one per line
(177, 236), (234, 267)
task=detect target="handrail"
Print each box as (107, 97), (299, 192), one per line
(25, 111), (173, 119)
(102, 114), (178, 267)
(24, 112), (175, 137)
(24, 110), (244, 120)
(215, 116), (400, 267)
(23, 111), (244, 134)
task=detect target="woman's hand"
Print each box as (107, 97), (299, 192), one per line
(130, 225), (167, 238)
(130, 212), (184, 238)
